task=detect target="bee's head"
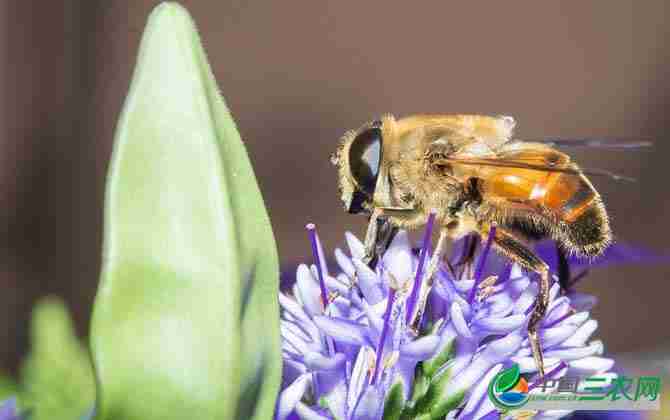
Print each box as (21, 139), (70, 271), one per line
(331, 119), (383, 214)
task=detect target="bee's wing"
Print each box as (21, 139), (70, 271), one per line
(523, 137), (652, 150)
(442, 155), (638, 183)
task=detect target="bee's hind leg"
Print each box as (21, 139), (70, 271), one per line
(487, 226), (550, 378)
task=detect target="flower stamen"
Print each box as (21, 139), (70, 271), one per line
(406, 211), (437, 325)
(307, 223), (329, 309)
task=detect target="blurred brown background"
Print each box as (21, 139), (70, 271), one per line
(1, 1), (669, 374)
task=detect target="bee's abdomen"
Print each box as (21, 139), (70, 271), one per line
(542, 172), (611, 257)
(486, 168), (611, 257)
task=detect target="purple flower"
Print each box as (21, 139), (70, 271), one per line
(0, 398), (21, 420)
(278, 223), (615, 420)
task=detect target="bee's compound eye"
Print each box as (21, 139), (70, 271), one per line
(348, 126), (382, 197)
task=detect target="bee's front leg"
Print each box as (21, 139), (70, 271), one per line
(362, 208), (383, 266)
(487, 227), (550, 378)
(362, 206), (414, 267)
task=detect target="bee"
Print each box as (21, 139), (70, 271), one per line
(331, 114), (643, 377)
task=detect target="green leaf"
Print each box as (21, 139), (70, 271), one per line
(494, 364), (520, 394)
(0, 374), (17, 401)
(19, 297), (95, 420)
(421, 337), (454, 379)
(90, 3), (281, 420)
(383, 381), (406, 420)
(410, 367), (464, 419)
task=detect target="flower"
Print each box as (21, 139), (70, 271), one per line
(277, 221), (615, 420)
(0, 398), (22, 420)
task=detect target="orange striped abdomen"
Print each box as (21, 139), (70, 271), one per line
(485, 168), (610, 256)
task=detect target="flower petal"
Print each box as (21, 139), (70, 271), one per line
(334, 247), (355, 278)
(351, 386), (383, 420)
(0, 398), (18, 420)
(345, 232), (365, 260)
(451, 302), (474, 340)
(296, 264), (323, 316)
(544, 341), (603, 361)
(313, 316), (368, 346)
(562, 319), (598, 347)
(568, 356), (614, 375)
(459, 364), (502, 418)
(400, 335), (441, 360)
(277, 373), (312, 420)
(352, 259), (384, 305)
(382, 231), (414, 287)
(304, 352), (347, 372)
(473, 314), (526, 335)
(294, 402), (331, 420)
(566, 291), (598, 312)
(348, 347), (375, 415)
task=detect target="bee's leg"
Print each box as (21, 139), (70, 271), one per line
(361, 208), (384, 266)
(409, 227), (450, 330)
(556, 244), (571, 292)
(489, 227), (550, 378)
(362, 207), (415, 266)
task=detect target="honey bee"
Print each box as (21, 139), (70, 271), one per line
(331, 114), (641, 377)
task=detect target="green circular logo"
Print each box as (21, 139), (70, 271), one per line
(488, 364), (530, 409)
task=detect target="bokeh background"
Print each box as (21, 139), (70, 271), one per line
(1, 0), (669, 389)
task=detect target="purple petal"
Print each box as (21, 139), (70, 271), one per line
(460, 364), (503, 418)
(282, 359), (307, 387)
(513, 283), (538, 314)
(507, 274), (530, 295)
(543, 296), (571, 325)
(279, 293), (312, 324)
(482, 292), (515, 316)
(277, 374), (312, 420)
(563, 319), (598, 347)
(453, 279), (475, 293)
(334, 247), (355, 278)
(345, 231), (365, 260)
(304, 352), (347, 371)
(533, 410), (573, 420)
(540, 321), (582, 348)
(313, 316), (369, 346)
(281, 323), (311, 355)
(568, 356), (614, 375)
(321, 382), (347, 420)
(294, 402), (331, 420)
(295, 264), (322, 316)
(512, 356), (562, 373)
(351, 386), (383, 420)
(351, 259), (384, 305)
(321, 271), (350, 296)
(399, 335), (441, 360)
(451, 302), (474, 339)
(473, 313), (526, 334)
(447, 334), (522, 392)
(348, 347), (374, 415)
(0, 398), (19, 420)
(566, 291), (598, 312)
(382, 231), (414, 285)
(545, 341), (603, 361)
